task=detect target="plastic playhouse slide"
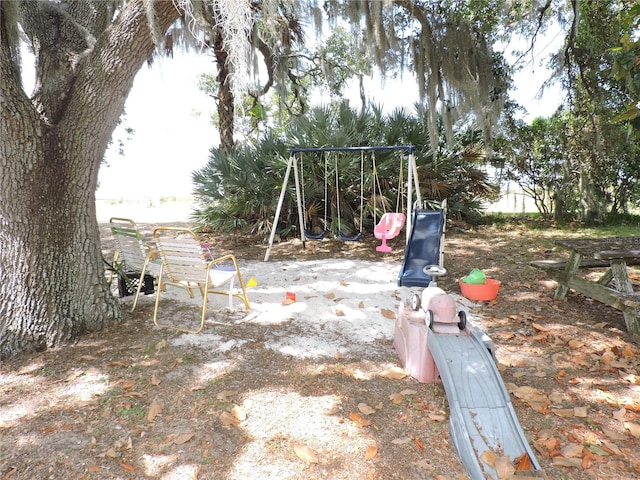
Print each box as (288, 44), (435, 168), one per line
(395, 204), (546, 479)
(426, 326), (547, 479)
(397, 209), (445, 287)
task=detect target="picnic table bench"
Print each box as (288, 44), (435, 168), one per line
(531, 237), (640, 334)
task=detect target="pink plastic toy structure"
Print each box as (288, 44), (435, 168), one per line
(374, 212), (406, 252)
(394, 266), (467, 382)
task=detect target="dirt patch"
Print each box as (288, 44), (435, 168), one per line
(1, 223), (640, 479)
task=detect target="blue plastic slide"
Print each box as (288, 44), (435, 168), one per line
(397, 209), (445, 287)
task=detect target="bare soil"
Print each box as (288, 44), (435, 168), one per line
(2, 222), (640, 480)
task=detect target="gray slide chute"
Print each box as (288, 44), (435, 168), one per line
(427, 326), (547, 479)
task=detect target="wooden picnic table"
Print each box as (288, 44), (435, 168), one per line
(531, 236), (640, 335)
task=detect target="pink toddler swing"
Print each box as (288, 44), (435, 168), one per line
(372, 153), (406, 252)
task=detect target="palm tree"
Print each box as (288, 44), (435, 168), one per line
(193, 101), (500, 237)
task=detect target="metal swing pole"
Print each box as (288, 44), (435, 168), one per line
(292, 153), (306, 247)
(264, 152), (297, 262)
(406, 150), (419, 244)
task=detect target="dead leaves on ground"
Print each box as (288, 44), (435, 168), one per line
(499, 322), (640, 476)
(293, 443), (319, 463)
(220, 404), (248, 427)
(379, 366), (408, 379)
(147, 398), (162, 422)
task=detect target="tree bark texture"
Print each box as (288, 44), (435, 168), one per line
(0, 0), (181, 359)
(213, 25), (235, 153)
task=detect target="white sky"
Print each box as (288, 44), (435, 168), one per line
(98, 51), (217, 201)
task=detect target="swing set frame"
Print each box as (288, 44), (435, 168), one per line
(264, 145), (421, 261)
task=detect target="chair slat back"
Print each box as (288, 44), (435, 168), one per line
(110, 218), (147, 270)
(154, 229), (209, 284)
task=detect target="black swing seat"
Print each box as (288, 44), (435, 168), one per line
(304, 230), (327, 240)
(338, 231), (362, 242)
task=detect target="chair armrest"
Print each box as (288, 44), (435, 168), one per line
(207, 254), (238, 269)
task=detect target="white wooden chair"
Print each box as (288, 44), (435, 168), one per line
(109, 217), (161, 311)
(152, 227), (250, 334)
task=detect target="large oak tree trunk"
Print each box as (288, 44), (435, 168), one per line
(0, 0), (181, 359)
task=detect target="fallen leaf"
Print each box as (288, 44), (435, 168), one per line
(481, 450), (496, 467)
(561, 443), (583, 458)
(281, 298), (295, 306)
(514, 452), (532, 471)
(549, 392), (564, 403)
(87, 465), (100, 473)
(121, 462), (135, 472)
(121, 379), (136, 390)
(584, 443), (611, 456)
(109, 361), (129, 368)
(358, 301), (365, 308)
(620, 372), (638, 384)
(173, 432), (194, 445)
(151, 373), (160, 386)
(495, 455), (515, 479)
(335, 308), (345, 316)
(574, 406), (588, 417)
(532, 322), (549, 332)
(124, 391), (144, 398)
(413, 437), (424, 450)
(551, 408), (574, 418)
(349, 412), (372, 427)
(553, 456), (582, 468)
(528, 401), (551, 414)
(389, 393), (404, 404)
(427, 413), (446, 422)
(613, 408), (627, 422)
(147, 399), (162, 423)
(324, 292), (335, 299)
(380, 367), (407, 379)
(381, 308), (396, 319)
(220, 411), (241, 427)
(358, 403), (376, 415)
(507, 383), (548, 404)
(624, 421), (640, 437)
(534, 432), (560, 456)
(601, 440), (623, 455)
(64, 370), (83, 382)
(340, 281), (349, 287)
(582, 449), (595, 469)
(105, 448), (118, 458)
(365, 445), (378, 459)
(293, 443), (318, 463)
(391, 437), (412, 445)
(231, 404), (247, 421)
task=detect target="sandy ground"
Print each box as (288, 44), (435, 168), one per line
(100, 198), (479, 360)
(127, 257), (478, 358)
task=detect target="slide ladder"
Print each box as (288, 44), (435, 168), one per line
(427, 327), (547, 479)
